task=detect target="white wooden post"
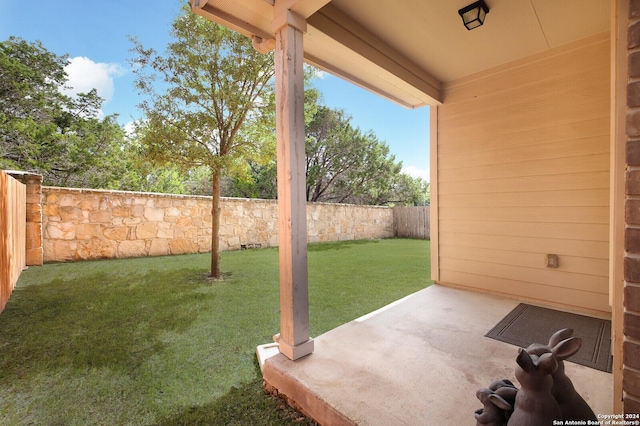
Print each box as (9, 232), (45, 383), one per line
(273, 8), (314, 360)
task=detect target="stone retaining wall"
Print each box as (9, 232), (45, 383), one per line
(42, 187), (394, 262)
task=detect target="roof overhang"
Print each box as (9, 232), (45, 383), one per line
(190, 0), (610, 108)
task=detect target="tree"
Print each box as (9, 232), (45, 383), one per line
(1, 36), (68, 172)
(0, 37), (129, 189)
(372, 173), (430, 206)
(305, 104), (403, 204)
(222, 161), (277, 199)
(131, 7), (276, 279)
(45, 96), (131, 188)
(221, 76), (319, 201)
(219, 86), (430, 206)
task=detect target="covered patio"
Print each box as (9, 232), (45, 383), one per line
(189, 0), (638, 421)
(258, 285), (612, 425)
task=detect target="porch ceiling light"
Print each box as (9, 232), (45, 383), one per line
(458, 0), (490, 30)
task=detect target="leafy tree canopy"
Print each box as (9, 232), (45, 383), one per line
(130, 7), (276, 278)
(228, 85), (430, 206)
(0, 36), (129, 188)
(0, 33), (427, 208)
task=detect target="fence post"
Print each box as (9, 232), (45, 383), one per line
(6, 171), (43, 266)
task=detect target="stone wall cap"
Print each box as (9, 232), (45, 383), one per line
(42, 186), (395, 209)
(43, 186), (212, 200)
(3, 170), (43, 180)
(309, 200), (392, 209)
(222, 196), (277, 203)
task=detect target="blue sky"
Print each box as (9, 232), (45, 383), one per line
(0, 0), (430, 180)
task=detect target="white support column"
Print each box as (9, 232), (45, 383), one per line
(273, 8), (314, 361)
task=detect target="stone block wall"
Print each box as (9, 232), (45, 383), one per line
(41, 187), (394, 262)
(306, 203), (394, 244)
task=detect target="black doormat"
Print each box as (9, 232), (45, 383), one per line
(485, 303), (612, 373)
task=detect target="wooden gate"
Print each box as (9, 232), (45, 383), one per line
(393, 206), (430, 239)
(0, 171), (26, 313)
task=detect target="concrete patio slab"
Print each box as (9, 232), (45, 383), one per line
(258, 285), (613, 425)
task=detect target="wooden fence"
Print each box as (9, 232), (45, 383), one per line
(0, 171), (26, 313)
(393, 206), (430, 239)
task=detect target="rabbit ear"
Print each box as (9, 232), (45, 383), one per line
(500, 379), (515, 388)
(526, 343), (551, 356)
(489, 379), (515, 391)
(516, 348), (535, 372)
(495, 386), (518, 402)
(552, 337), (582, 360)
(488, 393), (512, 411)
(549, 328), (574, 347)
(538, 352), (558, 374)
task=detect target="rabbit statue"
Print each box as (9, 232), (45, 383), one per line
(475, 388), (513, 426)
(508, 348), (561, 426)
(526, 328), (597, 421)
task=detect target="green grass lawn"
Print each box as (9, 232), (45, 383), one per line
(0, 238), (431, 425)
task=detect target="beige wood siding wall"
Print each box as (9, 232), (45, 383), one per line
(435, 33), (611, 314)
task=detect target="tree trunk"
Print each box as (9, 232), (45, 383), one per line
(210, 168), (221, 279)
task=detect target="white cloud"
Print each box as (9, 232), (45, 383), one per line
(124, 121), (137, 137)
(314, 69), (328, 79)
(402, 165), (430, 182)
(61, 57), (125, 115)
(306, 64), (327, 80)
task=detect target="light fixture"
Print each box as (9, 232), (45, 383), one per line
(458, 0), (490, 30)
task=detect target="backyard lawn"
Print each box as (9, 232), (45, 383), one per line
(0, 238), (431, 425)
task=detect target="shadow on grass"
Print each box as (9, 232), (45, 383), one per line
(0, 267), (212, 381)
(0, 240), (429, 424)
(307, 239), (379, 252)
(157, 362), (316, 426)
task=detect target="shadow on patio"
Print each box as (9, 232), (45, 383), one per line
(258, 285), (612, 425)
